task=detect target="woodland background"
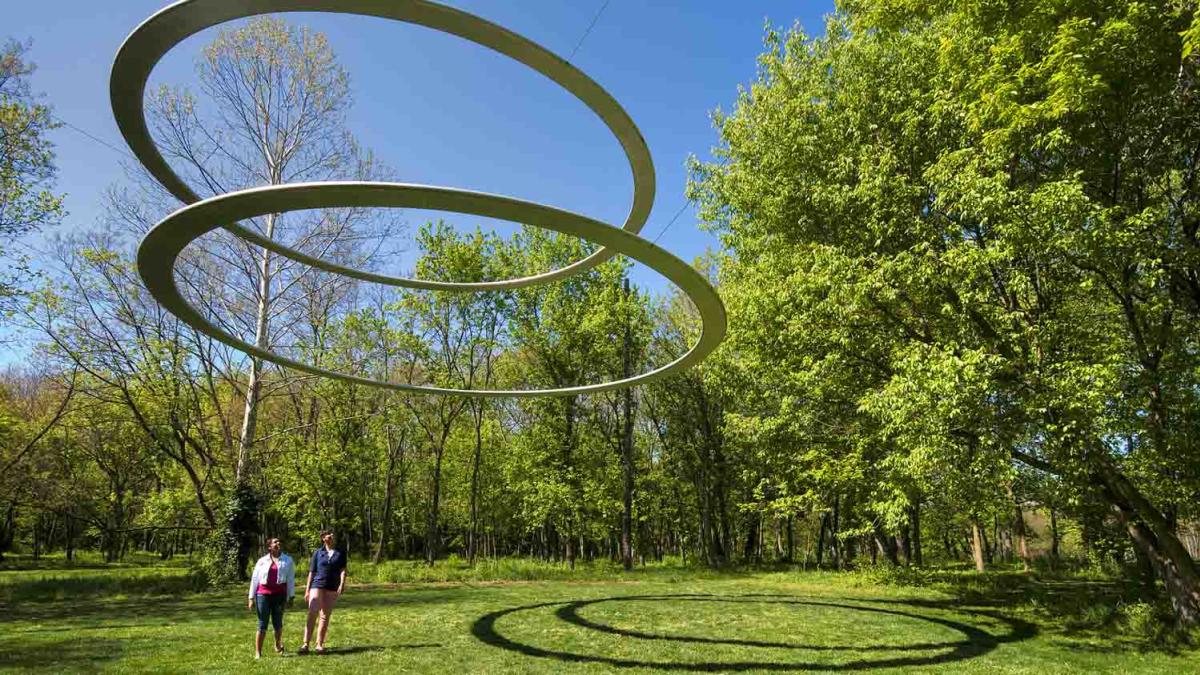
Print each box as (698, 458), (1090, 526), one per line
(4, 0), (1200, 631)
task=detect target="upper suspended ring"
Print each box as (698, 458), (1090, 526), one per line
(111, 0), (655, 291)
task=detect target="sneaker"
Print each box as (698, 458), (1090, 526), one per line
(297, 644), (309, 655)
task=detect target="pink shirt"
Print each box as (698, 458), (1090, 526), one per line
(257, 560), (287, 595)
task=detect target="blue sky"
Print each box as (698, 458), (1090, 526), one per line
(8, 0), (835, 294)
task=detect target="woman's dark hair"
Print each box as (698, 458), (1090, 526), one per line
(319, 529), (333, 539)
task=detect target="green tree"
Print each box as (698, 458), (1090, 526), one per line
(645, 289), (736, 566)
(25, 237), (228, 532)
(0, 367), (73, 560)
(691, 0), (1200, 622)
(132, 16), (394, 578)
(508, 228), (630, 568)
(0, 40), (62, 312)
(148, 17), (389, 483)
(399, 223), (509, 564)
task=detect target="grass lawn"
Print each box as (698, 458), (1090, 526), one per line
(1, 558), (1198, 673)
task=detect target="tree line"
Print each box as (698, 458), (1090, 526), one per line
(3, 0), (1200, 627)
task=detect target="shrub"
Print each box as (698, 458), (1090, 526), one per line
(190, 484), (259, 587)
(1119, 600), (1171, 645)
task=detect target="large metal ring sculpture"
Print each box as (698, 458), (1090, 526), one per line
(113, 0), (726, 397)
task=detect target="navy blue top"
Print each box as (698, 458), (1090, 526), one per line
(308, 548), (348, 591)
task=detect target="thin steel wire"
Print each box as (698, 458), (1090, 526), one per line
(569, 0), (612, 60)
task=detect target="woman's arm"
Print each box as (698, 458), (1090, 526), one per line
(304, 550), (317, 601)
(337, 567), (346, 596)
(247, 560), (259, 609)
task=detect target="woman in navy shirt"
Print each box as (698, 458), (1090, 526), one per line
(299, 530), (348, 654)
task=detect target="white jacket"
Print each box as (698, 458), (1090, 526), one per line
(248, 553), (296, 599)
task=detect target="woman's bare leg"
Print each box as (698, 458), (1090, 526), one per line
(255, 629), (265, 657)
(317, 590), (337, 648)
(303, 593), (320, 647)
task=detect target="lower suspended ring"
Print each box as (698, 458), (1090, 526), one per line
(138, 182), (727, 397)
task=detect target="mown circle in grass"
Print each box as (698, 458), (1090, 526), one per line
(471, 593), (1037, 672)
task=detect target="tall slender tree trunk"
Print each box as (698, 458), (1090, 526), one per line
(398, 462), (409, 559)
(619, 413), (634, 571)
(832, 495), (842, 569)
(620, 279), (636, 571)
(0, 503), (14, 562)
(696, 477), (718, 567)
(426, 434), (447, 566)
(970, 519), (987, 572)
(896, 521), (911, 566)
(910, 499), (923, 566)
(65, 514), (75, 562)
(236, 211), (277, 482)
(743, 513), (761, 562)
(374, 425), (404, 563)
(231, 211), (277, 580)
(1010, 488), (1031, 572)
(563, 395), (578, 570)
(468, 401), (485, 565)
(817, 512), (828, 568)
(874, 521), (899, 565)
(785, 515), (795, 563)
(1012, 502), (1032, 569)
(701, 394), (731, 565)
(1049, 506), (1060, 560)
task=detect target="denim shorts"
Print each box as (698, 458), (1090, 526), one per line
(255, 593), (286, 632)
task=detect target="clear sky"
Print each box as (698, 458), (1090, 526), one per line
(7, 0), (835, 294)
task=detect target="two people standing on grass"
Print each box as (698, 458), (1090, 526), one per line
(246, 530), (348, 659)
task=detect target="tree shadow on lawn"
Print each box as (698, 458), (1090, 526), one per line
(2, 595), (228, 626)
(932, 569), (1126, 609)
(1, 583), (464, 630)
(0, 636), (125, 672)
(0, 556), (187, 572)
(471, 593), (1037, 672)
(0, 570), (204, 605)
(924, 568), (1157, 641)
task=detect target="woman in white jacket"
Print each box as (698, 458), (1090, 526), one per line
(247, 537), (295, 659)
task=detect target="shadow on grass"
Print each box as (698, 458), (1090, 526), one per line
(310, 643), (440, 656)
(471, 593), (1037, 672)
(1, 582), (461, 629)
(919, 568), (1153, 639)
(16, 623), (151, 634)
(0, 570), (205, 605)
(0, 637), (124, 672)
(310, 645), (386, 656)
(3, 600), (214, 629)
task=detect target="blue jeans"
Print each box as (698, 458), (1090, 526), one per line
(255, 593), (286, 632)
